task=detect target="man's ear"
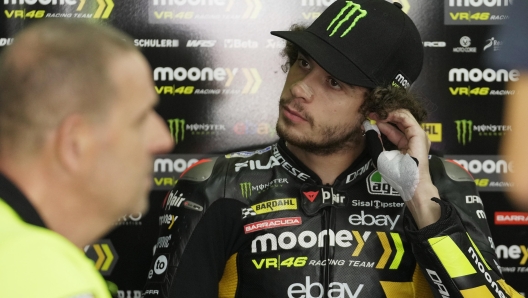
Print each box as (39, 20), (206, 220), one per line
(54, 114), (94, 174)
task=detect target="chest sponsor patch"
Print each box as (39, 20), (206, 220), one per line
(244, 217), (302, 234)
(300, 184), (348, 216)
(367, 171), (400, 196)
(252, 198), (298, 214)
(242, 198), (298, 218)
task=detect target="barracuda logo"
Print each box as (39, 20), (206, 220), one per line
(455, 119), (472, 145)
(327, 1), (367, 37)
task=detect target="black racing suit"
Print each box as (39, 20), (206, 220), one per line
(143, 140), (520, 298)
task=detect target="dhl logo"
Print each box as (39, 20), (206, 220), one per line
(421, 123), (442, 142)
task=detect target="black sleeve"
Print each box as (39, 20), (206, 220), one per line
(403, 156), (521, 298)
(142, 158), (249, 298)
(168, 198), (246, 297)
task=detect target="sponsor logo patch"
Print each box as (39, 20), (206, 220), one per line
(327, 1), (367, 37)
(495, 212), (528, 225)
(244, 217), (302, 234)
(303, 191), (318, 202)
(367, 171), (399, 196)
(421, 123), (442, 142)
(242, 198), (298, 218)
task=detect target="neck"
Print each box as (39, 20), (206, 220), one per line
(0, 157), (111, 249)
(286, 140), (366, 185)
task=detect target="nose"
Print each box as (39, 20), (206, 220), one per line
(290, 80), (314, 102)
(149, 113), (174, 155)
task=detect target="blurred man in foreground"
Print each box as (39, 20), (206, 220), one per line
(491, 1), (528, 210)
(0, 19), (173, 297)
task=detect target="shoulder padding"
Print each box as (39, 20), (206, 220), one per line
(430, 156), (474, 182)
(180, 157), (219, 182)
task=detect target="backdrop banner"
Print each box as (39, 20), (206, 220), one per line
(1, 0), (524, 296)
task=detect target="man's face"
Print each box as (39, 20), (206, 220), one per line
(88, 52), (173, 218)
(276, 52), (368, 155)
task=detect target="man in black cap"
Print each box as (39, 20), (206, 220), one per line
(143, 0), (520, 297)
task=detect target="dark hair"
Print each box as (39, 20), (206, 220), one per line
(280, 24), (305, 73)
(280, 24), (428, 124)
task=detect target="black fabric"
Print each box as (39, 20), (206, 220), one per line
(270, 0), (424, 89)
(168, 199), (248, 298)
(0, 172), (46, 228)
(142, 142), (518, 298)
(404, 198), (462, 243)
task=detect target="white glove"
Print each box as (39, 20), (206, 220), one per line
(363, 120), (419, 202)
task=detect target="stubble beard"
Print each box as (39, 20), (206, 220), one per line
(276, 99), (365, 156)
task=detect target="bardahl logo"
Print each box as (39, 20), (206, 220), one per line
(327, 1), (367, 37)
(242, 198), (298, 219)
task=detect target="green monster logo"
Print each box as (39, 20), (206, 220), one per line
(327, 1), (367, 37)
(168, 119), (185, 144)
(455, 119), (473, 145)
(240, 182), (252, 198)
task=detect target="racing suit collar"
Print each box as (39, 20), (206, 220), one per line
(276, 139), (375, 189)
(0, 172), (47, 228)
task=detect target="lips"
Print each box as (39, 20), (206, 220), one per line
(282, 105), (307, 122)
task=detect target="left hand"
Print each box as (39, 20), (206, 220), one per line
(368, 109), (441, 228)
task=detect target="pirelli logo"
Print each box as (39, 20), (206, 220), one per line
(250, 198), (297, 215)
(327, 1), (367, 37)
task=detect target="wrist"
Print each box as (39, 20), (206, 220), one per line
(406, 182), (441, 228)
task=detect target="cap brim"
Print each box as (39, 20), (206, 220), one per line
(271, 30), (376, 89)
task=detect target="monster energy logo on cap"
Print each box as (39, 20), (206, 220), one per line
(168, 118), (185, 144)
(240, 182), (252, 198)
(455, 119), (473, 145)
(327, 1), (367, 37)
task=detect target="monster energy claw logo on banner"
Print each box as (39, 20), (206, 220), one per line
(240, 182), (252, 198)
(168, 119), (185, 144)
(327, 1), (367, 37)
(455, 119), (473, 145)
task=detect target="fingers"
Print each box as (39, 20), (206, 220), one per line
(377, 122), (408, 149)
(369, 109), (427, 147)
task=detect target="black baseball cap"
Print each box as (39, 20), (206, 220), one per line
(271, 0), (423, 89)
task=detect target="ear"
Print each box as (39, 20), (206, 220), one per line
(54, 114), (94, 174)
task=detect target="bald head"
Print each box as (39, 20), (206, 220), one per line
(0, 19), (138, 157)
